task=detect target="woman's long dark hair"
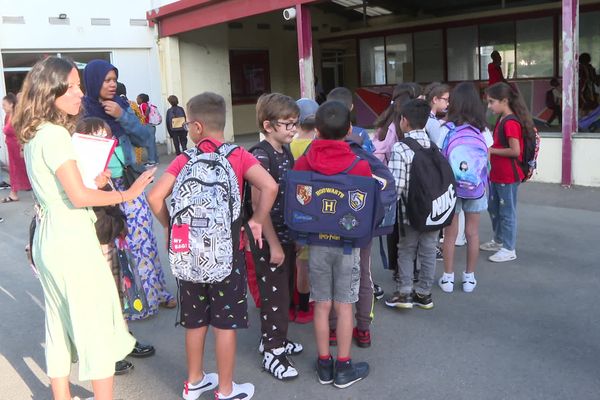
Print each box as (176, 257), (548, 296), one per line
(374, 83), (417, 140)
(446, 82), (487, 131)
(486, 82), (535, 134)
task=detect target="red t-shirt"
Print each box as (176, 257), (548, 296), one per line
(488, 62), (504, 86)
(490, 118), (525, 184)
(165, 138), (259, 195)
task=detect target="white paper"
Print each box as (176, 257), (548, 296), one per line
(71, 133), (116, 189)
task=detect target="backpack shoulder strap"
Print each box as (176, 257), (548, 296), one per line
(401, 136), (423, 153)
(216, 142), (239, 159)
(341, 156), (360, 174)
(497, 114), (520, 148)
(249, 140), (280, 181)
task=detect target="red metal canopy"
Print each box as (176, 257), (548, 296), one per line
(147, 0), (320, 37)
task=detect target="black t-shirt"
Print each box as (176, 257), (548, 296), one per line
(251, 146), (293, 244)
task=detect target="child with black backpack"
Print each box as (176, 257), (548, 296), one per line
(248, 93), (304, 381)
(482, 82), (536, 263)
(385, 99), (456, 310)
(147, 92), (278, 400)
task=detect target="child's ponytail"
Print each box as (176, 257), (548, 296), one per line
(374, 83), (416, 141)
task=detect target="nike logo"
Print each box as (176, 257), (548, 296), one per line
(426, 184), (456, 226)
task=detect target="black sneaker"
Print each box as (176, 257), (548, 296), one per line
(262, 347), (299, 380)
(385, 291), (413, 309)
(436, 246), (444, 260)
(129, 341), (155, 358)
(115, 359), (134, 375)
(373, 284), (384, 300)
(0, 181), (10, 189)
(316, 356), (334, 384)
(412, 292), (434, 309)
(333, 360), (369, 389)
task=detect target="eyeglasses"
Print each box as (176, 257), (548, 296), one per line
(183, 121), (195, 132)
(440, 97), (450, 102)
(273, 120), (298, 131)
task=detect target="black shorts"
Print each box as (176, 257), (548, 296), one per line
(178, 250), (248, 330)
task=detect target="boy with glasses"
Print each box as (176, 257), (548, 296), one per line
(248, 93), (304, 381)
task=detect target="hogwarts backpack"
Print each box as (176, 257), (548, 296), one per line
(169, 142), (241, 283)
(284, 158), (382, 253)
(441, 122), (489, 200)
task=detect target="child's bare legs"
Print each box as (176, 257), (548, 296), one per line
(185, 326), (208, 383)
(50, 377), (71, 400)
(214, 327), (236, 396)
(442, 214), (460, 274)
(314, 301), (332, 356)
(333, 302), (353, 359)
(464, 212), (481, 273)
(91, 376), (114, 400)
(296, 259), (310, 295)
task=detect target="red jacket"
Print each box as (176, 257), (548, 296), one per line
(294, 139), (372, 177)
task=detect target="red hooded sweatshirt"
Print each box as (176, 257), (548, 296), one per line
(294, 139), (372, 177)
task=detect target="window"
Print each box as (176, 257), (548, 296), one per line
(360, 37), (385, 85)
(385, 34), (412, 84)
(229, 50), (270, 104)
(413, 30), (444, 82)
(516, 17), (554, 78)
(2, 51), (111, 95)
(447, 26), (479, 81)
(479, 22), (515, 81)
(580, 11), (600, 73)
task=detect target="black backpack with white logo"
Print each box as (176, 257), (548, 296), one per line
(401, 137), (457, 232)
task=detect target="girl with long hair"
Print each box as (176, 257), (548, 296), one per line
(481, 82), (532, 262)
(12, 56), (155, 400)
(438, 82), (493, 293)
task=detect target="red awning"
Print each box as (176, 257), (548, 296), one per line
(147, 0), (319, 37)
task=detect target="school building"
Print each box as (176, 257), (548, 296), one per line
(147, 0), (600, 187)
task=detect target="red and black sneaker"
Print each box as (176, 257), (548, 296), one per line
(352, 327), (371, 348)
(329, 329), (337, 346)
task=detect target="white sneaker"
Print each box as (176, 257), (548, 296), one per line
(438, 273), (454, 293)
(480, 239), (503, 252)
(216, 382), (255, 400)
(183, 372), (219, 400)
(462, 272), (477, 292)
(488, 248), (517, 263)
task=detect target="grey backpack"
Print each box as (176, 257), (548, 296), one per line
(169, 142), (241, 283)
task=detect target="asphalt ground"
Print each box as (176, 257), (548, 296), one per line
(0, 154), (599, 400)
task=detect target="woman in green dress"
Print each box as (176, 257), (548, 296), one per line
(12, 57), (156, 400)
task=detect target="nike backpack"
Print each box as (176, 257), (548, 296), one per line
(441, 122), (489, 199)
(401, 137), (457, 232)
(169, 142), (241, 283)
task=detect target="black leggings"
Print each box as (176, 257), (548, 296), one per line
(170, 131), (188, 155)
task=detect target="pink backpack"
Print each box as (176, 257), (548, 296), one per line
(147, 103), (163, 126)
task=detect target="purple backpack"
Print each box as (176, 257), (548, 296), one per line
(441, 123), (488, 200)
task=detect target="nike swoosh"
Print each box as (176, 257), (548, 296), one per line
(426, 196), (456, 226)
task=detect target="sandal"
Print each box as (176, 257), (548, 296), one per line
(1, 196), (18, 203)
(160, 298), (177, 309)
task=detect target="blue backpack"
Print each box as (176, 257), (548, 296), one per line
(284, 159), (382, 254)
(441, 123), (488, 200)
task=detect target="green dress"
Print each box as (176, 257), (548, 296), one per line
(24, 122), (134, 381)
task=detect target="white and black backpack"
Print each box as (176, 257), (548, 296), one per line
(169, 142), (241, 283)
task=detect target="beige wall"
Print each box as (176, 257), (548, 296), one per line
(530, 135), (600, 187)
(178, 25), (235, 141)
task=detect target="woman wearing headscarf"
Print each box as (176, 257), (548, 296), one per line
(83, 60), (176, 322)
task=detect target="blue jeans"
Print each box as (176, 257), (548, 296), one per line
(145, 125), (158, 163)
(488, 182), (519, 251)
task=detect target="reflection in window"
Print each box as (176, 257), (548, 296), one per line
(385, 34), (412, 84)
(447, 26), (479, 81)
(414, 30), (444, 82)
(360, 37), (385, 85)
(480, 22), (515, 81)
(580, 12), (600, 73)
(229, 50), (270, 104)
(516, 17), (553, 78)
